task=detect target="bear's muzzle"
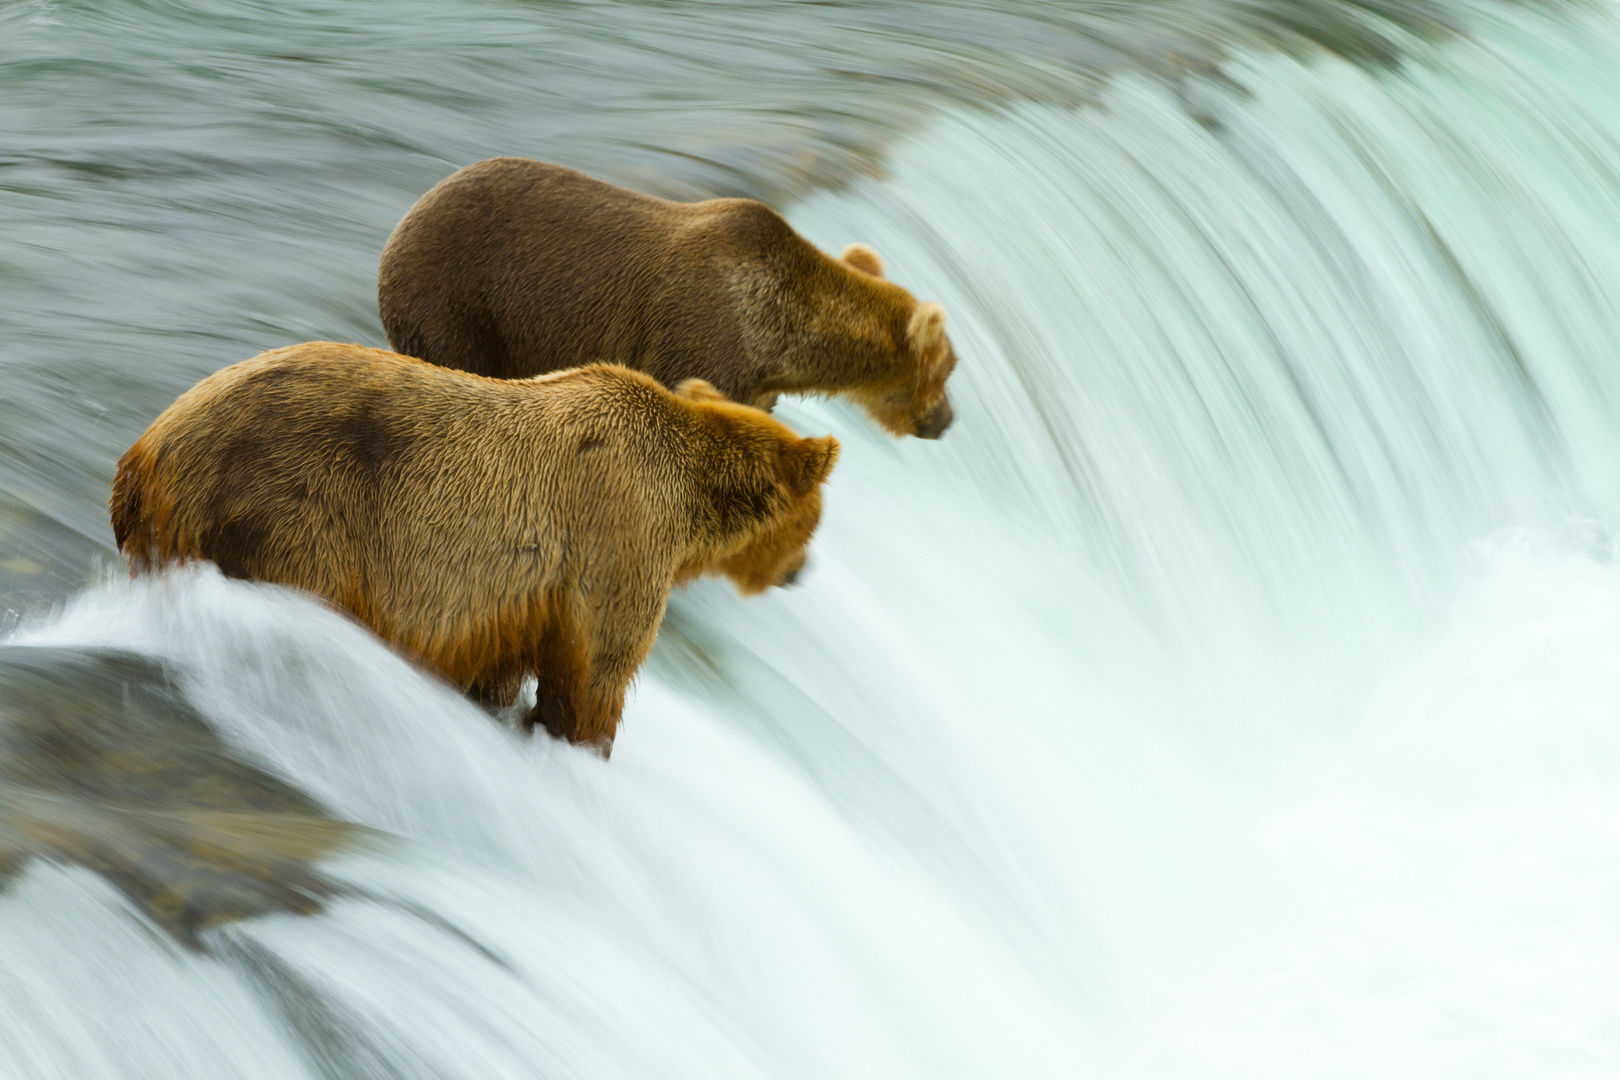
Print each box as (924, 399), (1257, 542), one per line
(914, 396), (953, 439)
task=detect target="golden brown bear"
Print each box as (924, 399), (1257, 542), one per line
(111, 342), (839, 754)
(377, 157), (958, 438)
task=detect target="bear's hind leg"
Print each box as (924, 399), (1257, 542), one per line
(468, 671), (522, 714)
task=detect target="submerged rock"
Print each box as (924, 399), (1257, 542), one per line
(0, 645), (363, 948)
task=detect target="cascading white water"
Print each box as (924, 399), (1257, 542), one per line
(6, 2), (1620, 1077)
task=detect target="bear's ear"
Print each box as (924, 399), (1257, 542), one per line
(841, 243), (886, 278)
(907, 301), (948, 358)
(778, 435), (840, 497)
(676, 378), (730, 404)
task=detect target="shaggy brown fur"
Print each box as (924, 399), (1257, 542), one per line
(378, 157), (958, 439)
(111, 342), (838, 754)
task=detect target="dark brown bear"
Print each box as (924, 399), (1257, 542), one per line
(111, 342), (839, 755)
(377, 157), (958, 438)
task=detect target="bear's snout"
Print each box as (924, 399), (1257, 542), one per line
(914, 396), (953, 439)
(778, 552), (808, 587)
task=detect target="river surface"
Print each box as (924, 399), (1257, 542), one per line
(4, 1), (1620, 1076)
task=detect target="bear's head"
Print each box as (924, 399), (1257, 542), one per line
(675, 379), (840, 595)
(834, 243), (958, 440)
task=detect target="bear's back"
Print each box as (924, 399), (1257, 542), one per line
(377, 158), (804, 394)
(380, 160), (669, 376)
(116, 344), (692, 626)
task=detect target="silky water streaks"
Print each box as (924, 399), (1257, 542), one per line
(6, 0), (1620, 1077)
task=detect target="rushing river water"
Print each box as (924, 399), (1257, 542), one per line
(5, 0), (1620, 1076)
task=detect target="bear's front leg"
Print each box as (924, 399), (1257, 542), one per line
(520, 585), (660, 759)
(566, 621), (662, 760)
(521, 676), (611, 758)
(524, 669), (578, 743)
(515, 603), (592, 744)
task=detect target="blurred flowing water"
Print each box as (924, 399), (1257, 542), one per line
(5, 0), (1620, 1076)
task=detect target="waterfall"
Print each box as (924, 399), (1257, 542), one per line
(5, 1), (1620, 1076)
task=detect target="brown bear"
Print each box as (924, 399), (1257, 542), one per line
(111, 342), (839, 755)
(377, 157), (958, 438)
